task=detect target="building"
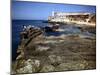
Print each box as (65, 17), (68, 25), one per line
(48, 11), (96, 26)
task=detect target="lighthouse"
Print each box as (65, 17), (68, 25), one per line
(52, 11), (55, 16)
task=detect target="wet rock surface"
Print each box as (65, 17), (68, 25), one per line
(12, 24), (96, 74)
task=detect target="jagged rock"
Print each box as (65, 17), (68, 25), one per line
(17, 45), (24, 53)
(16, 59), (33, 73)
(48, 55), (62, 66)
(40, 65), (55, 72)
(16, 52), (24, 60)
(16, 59), (41, 73)
(13, 24), (96, 74)
(55, 63), (69, 71)
(16, 63), (33, 73)
(33, 60), (41, 72)
(34, 60), (40, 68)
(55, 60), (88, 71)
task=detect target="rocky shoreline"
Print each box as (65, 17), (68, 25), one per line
(12, 24), (96, 74)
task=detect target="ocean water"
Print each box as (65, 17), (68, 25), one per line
(12, 20), (49, 60)
(12, 20), (89, 61)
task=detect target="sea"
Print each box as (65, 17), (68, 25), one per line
(12, 20), (50, 60)
(12, 20), (94, 61)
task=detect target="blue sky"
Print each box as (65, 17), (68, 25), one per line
(12, 1), (96, 20)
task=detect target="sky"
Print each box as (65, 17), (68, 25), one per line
(12, 1), (96, 20)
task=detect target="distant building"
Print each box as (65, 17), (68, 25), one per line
(48, 11), (96, 26)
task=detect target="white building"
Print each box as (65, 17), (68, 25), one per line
(48, 11), (95, 24)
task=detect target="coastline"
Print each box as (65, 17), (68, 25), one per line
(12, 22), (96, 74)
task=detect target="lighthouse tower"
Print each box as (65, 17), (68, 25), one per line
(52, 11), (55, 16)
